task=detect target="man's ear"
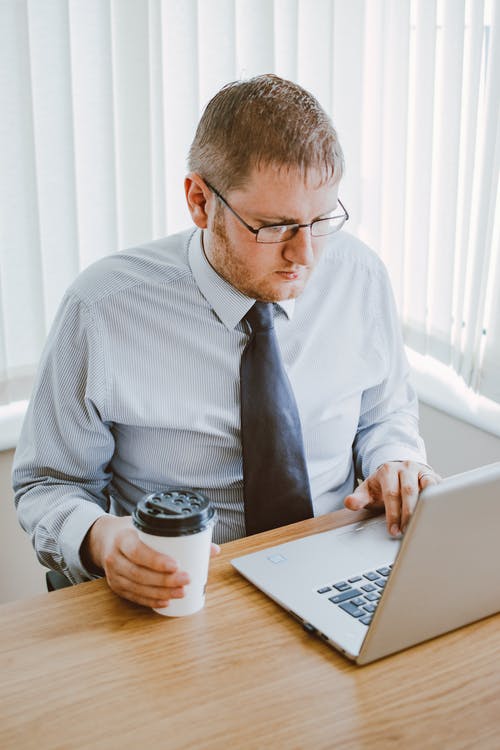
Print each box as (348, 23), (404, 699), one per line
(185, 173), (212, 229)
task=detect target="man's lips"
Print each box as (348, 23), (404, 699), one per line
(276, 269), (305, 279)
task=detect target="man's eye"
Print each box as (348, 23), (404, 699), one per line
(266, 225), (289, 235)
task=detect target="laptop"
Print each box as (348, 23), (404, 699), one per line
(231, 462), (500, 664)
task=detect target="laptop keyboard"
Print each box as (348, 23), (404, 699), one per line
(316, 565), (392, 626)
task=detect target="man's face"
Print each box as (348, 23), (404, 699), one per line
(203, 166), (340, 302)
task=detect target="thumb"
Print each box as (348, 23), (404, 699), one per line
(344, 481), (373, 511)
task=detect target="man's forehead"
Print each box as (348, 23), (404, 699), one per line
(231, 166), (340, 221)
(242, 163), (339, 190)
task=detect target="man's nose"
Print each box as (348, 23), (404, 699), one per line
(283, 227), (315, 266)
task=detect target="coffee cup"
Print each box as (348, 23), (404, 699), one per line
(132, 489), (217, 617)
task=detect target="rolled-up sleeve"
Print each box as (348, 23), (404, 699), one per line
(12, 292), (114, 583)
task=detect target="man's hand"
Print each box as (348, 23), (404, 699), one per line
(82, 515), (221, 609)
(344, 461), (441, 537)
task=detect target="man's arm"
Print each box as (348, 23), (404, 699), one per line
(13, 291), (219, 606)
(13, 292), (114, 583)
(343, 263), (440, 533)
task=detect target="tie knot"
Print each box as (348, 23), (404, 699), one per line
(244, 302), (274, 332)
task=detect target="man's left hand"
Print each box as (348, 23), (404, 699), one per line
(344, 461), (441, 537)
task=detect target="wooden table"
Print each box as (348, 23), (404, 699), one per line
(1, 508), (500, 750)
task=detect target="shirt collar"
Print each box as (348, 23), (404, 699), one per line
(188, 229), (295, 330)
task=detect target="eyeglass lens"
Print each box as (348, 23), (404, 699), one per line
(257, 214), (347, 243)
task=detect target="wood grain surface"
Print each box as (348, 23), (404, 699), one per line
(1, 508), (499, 750)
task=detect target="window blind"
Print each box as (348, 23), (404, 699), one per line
(0, 0), (498, 411)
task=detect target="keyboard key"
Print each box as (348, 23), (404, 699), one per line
(351, 597), (365, 607)
(375, 579), (386, 589)
(376, 567), (391, 577)
(361, 583), (376, 592)
(329, 589), (361, 604)
(348, 576), (362, 583)
(360, 614), (373, 625)
(363, 572), (379, 581)
(332, 581), (351, 591)
(317, 586), (331, 594)
(364, 592), (379, 602)
(339, 601), (364, 618)
(363, 604), (377, 613)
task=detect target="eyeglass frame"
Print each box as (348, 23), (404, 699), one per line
(204, 179), (349, 244)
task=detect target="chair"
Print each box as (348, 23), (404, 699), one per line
(45, 570), (73, 591)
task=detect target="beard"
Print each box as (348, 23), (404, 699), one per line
(204, 205), (312, 302)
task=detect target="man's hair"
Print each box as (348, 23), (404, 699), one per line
(188, 74), (344, 194)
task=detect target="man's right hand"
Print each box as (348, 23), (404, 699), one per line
(82, 515), (220, 609)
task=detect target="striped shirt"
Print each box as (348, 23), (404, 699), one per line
(13, 227), (426, 583)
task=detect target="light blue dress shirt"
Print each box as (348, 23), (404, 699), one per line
(13, 227), (426, 582)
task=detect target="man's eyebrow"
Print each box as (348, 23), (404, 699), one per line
(252, 203), (339, 226)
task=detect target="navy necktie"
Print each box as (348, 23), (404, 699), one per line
(240, 301), (314, 535)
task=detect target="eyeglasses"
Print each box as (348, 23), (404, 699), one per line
(204, 180), (349, 244)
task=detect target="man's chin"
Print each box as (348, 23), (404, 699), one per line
(255, 281), (307, 302)
(274, 276), (309, 299)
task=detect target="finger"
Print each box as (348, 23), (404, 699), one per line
(111, 551), (190, 589)
(109, 574), (187, 608)
(419, 473), (441, 490)
(344, 480), (381, 511)
(377, 465), (403, 536)
(118, 530), (179, 573)
(399, 467), (419, 533)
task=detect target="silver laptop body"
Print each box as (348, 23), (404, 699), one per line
(231, 462), (500, 664)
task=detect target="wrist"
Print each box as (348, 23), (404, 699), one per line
(80, 515), (113, 574)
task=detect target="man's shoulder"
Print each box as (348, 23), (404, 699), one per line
(68, 228), (197, 307)
(321, 231), (388, 279)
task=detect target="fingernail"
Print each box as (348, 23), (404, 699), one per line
(390, 524), (400, 536)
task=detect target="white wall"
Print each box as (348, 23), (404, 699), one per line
(0, 448), (47, 603)
(1, 402), (499, 604)
(419, 402), (500, 476)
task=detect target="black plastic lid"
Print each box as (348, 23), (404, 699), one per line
(132, 490), (216, 537)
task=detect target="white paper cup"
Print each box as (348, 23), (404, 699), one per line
(132, 490), (217, 617)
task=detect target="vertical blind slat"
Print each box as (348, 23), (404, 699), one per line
(68, 0), (118, 268)
(426, 0), (465, 363)
(111, 0), (153, 249)
(0, 0), (45, 380)
(297, 0), (334, 114)
(235, 0), (275, 78)
(402, 0), (437, 354)
(358, 2), (385, 257)
(379, 0), (411, 309)
(451, 0), (485, 373)
(330, 0), (365, 224)
(198, 0), (237, 111)
(460, 0), (500, 386)
(273, 0), (298, 81)
(479, 159), (500, 402)
(28, 0), (80, 329)
(161, 0), (199, 233)
(149, 0), (167, 239)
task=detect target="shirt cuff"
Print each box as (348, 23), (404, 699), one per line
(365, 445), (428, 479)
(59, 502), (108, 583)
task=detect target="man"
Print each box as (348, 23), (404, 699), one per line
(13, 74), (438, 611)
